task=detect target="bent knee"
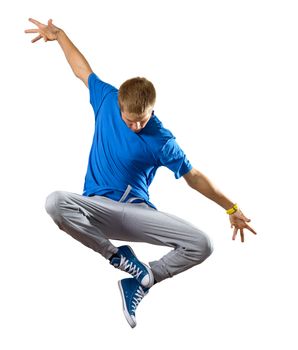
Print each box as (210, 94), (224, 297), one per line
(45, 191), (67, 220)
(190, 232), (214, 262)
(202, 235), (214, 260)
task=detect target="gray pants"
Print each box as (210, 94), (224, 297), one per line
(45, 190), (213, 282)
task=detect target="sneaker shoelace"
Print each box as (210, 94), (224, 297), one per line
(131, 285), (147, 313)
(118, 255), (142, 279)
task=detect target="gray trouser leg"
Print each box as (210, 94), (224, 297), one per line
(120, 201), (214, 282)
(45, 191), (214, 282)
(45, 191), (119, 259)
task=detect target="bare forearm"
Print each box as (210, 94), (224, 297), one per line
(188, 171), (234, 210)
(56, 30), (92, 78)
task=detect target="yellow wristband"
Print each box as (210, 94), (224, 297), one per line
(226, 204), (238, 215)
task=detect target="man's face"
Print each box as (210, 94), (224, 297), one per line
(121, 106), (154, 133)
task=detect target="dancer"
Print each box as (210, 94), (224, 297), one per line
(25, 18), (257, 328)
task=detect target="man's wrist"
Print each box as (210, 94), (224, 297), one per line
(226, 204), (238, 215)
(56, 29), (65, 42)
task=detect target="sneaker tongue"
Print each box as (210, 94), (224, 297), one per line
(110, 256), (120, 267)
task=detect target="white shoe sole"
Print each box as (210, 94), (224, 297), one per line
(140, 262), (154, 288)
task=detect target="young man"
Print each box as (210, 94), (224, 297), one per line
(25, 18), (257, 328)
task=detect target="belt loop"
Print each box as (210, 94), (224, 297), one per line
(118, 185), (132, 202)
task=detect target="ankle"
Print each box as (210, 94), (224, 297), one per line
(109, 252), (119, 262)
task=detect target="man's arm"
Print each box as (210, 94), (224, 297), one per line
(183, 168), (234, 210)
(25, 18), (92, 87)
(56, 29), (92, 88)
(183, 167), (257, 242)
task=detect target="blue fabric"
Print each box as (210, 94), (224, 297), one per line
(82, 72), (193, 210)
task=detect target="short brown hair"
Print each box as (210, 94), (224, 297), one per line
(118, 77), (156, 114)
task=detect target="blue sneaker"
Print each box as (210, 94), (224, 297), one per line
(118, 278), (149, 328)
(110, 245), (154, 288)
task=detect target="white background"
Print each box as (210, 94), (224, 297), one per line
(1, 0), (297, 349)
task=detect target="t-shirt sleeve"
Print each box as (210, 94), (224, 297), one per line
(88, 72), (118, 115)
(158, 138), (193, 179)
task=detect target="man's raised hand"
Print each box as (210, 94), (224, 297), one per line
(24, 18), (61, 43)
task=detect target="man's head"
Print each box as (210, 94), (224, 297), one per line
(118, 77), (156, 133)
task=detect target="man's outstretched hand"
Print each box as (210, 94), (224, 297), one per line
(229, 209), (257, 243)
(24, 18), (61, 43)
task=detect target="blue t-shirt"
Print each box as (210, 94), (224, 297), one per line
(82, 72), (193, 210)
